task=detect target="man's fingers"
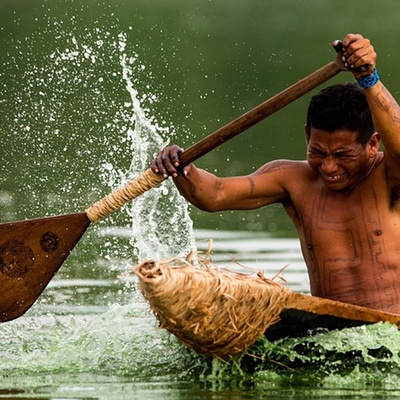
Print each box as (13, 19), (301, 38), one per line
(345, 49), (372, 69)
(169, 145), (183, 168)
(341, 33), (364, 49)
(160, 147), (177, 177)
(151, 145), (184, 178)
(153, 156), (169, 178)
(340, 34), (376, 75)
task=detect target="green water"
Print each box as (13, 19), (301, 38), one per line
(2, 0), (400, 398)
(2, 304), (400, 398)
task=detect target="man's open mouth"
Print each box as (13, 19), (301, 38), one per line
(322, 173), (345, 182)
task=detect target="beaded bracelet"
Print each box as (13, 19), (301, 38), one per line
(355, 68), (380, 89)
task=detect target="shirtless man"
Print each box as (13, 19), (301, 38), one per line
(151, 34), (400, 314)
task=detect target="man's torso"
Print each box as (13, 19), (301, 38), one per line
(284, 155), (400, 313)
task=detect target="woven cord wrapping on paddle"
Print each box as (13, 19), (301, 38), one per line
(134, 259), (292, 359)
(86, 168), (165, 222)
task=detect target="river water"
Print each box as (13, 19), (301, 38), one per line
(2, 0), (400, 398)
(2, 229), (400, 399)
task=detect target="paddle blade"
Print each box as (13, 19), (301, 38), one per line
(0, 212), (91, 322)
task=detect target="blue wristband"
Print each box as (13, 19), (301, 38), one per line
(355, 68), (380, 89)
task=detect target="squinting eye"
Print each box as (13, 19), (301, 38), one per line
(335, 154), (353, 160)
(309, 150), (324, 156)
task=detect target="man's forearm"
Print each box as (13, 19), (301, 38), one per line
(173, 166), (222, 212)
(365, 81), (400, 156)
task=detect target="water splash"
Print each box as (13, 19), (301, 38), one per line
(1, 22), (196, 262)
(1, 23), (132, 221)
(116, 32), (197, 262)
(0, 304), (206, 378)
(209, 321), (400, 392)
(2, 305), (400, 397)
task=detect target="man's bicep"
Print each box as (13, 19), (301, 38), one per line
(214, 174), (284, 210)
(224, 161), (294, 209)
(250, 162), (293, 203)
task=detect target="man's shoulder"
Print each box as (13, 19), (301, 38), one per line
(255, 159), (310, 174)
(252, 160), (316, 196)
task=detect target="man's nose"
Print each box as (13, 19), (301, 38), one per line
(321, 156), (338, 174)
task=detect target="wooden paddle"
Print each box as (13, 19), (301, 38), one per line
(0, 45), (347, 323)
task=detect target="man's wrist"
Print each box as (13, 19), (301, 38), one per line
(355, 68), (380, 89)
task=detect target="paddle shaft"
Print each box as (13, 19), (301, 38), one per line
(86, 55), (345, 222)
(180, 60), (342, 166)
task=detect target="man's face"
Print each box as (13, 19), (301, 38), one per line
(306, 127), (377, 191)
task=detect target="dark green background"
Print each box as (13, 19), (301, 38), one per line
(1, 0), (400, 235)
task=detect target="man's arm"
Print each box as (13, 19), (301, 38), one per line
(151, 145), (293, 212)
(341, 34), (400, 182)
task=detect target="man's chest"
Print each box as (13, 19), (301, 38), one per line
(293, 181), (399, 250)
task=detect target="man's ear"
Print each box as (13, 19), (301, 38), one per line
(368, 132), (381, 157)
(304, 124), (311, 144)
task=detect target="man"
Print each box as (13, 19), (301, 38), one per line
(151, 34), (400, 314)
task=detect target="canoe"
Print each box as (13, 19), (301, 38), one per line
(135, 260), (400, 358)
(265, 292), (400, 342)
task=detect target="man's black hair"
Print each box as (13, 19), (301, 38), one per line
(306, 83), (375, 146)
